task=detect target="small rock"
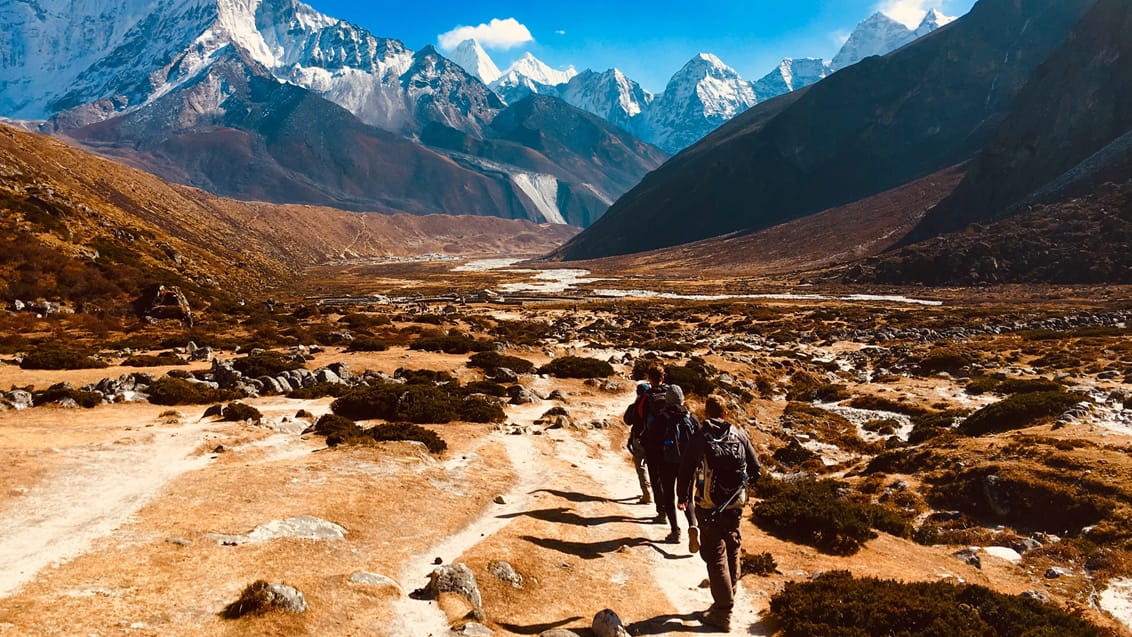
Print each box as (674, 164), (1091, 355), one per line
(954, 549), (981, 569)
(349, 572), (401, 592)
(540, 631), (582, 637)
(487, 560), (523, 589)
(457, 622), (494, 636)
(165, 537), (192, 546)
(222, 581), (307, 618)
(493, 495), (507, 505)
(1045, 567), (1072, 579)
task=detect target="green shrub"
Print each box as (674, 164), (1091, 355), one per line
(996, 377), (1063, 395)
(772, 439), (819, 467)
(287, 382), (351, 399)
(457, 395), (506, 423)
(918, 347), (975, 375)
(313, 414), (363, 446)
(331, 384), (403, 421)
(232, 352), (305, 378)
(345, 336), (389, 352)
(203, 404), (224, 418)
(464, 380), (509, 397)
(539, 356), (613, 379)
(367, 423), (447, 453)
(468, 351), (535, 374)
(410, 333), (492, 354)
(664, 363), (715, 397)
(965, 377), (1000, 395)
(122, 352), (186, 367)
(754, 478), (885, 555)
(396, 385), (458, 424)
(147, 377), (240, 406)
(33, 385), (102, 408)
(959, 391), (1084, 436)
(740, 551), (778, 577)
(395, 368), (456, 384)
(221, 402), (262, 423)
(338, 313), (391, 330)
(20, 343), (108, 370)
(768, 571), (1103, 637)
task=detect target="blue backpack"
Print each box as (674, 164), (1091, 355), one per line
(662, 408), (696, 463)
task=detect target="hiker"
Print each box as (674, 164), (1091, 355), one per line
(677, 394), (760, 632)
(658, 384), (698, 547)
(624, 381), (653, 505)
(631, 364), (680, 540)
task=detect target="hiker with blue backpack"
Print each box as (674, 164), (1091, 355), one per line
(677, 394), (761, 632)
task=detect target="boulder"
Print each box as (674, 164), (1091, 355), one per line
(222, 581), (307, 618)
(135, 285), (193, 327)
(592, 609), (630, 637)
(328, 362), (351, 382)
(422, 563), (482, 611)
(349, 572), (401, 593)
(487, 560), (523, 589)
(7, 390), (33, 410)
(314, 368), (343, 385)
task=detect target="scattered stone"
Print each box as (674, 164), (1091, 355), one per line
(314, 368), (343, 385)
(1045, 567), (1072, 579)
(508, 386), (538, 405)
(165, 537), (192, 546)
(954, 549), (981, 569)
(457, 622), (493, 636)
(1021, 590), (1052, 604)
(487, 560), (523, 589)
(493, 495), (507, 505)
(548, 389), (568, 402)
(6, 390), (33, 410)
(221, 580), (307, 618)
(1010, 537), (1042, 554)
(349, 572), (401, 592)
(540, 630), (582, 637)
(592, 609), (630, 637)
(136, 285), (193, 327)
(212, 516), (347, 545)
(419, 563), (482, 610)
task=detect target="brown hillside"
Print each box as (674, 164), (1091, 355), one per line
(0, 124), (576, 311)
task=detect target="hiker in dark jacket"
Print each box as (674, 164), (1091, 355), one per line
(633, 365), (678, 538)
(677, 394), (760, 632)
(651, 383), (697, 544)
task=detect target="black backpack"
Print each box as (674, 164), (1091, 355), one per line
(641, 384), (669, 441)
(697, 420), (750, 513)
(662, 408), (696, 464)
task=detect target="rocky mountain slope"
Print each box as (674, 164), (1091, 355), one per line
(0, 122), (576, 313)
(551, 0), (1097, 261)
(908, 0), (1132, 242)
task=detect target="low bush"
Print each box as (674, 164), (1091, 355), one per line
(331, 384), (403, 421)
(232, 352), (306, 378)
(965, 376), (1001, 395)
(221, 402), (262, 423)
(767, 571), (1104, 637)
(468, 351), (535, 374)
(33, 385), (102, 408)
(464, 380), (509, 397)
(345, 336), (389, 352)
(147, 377), (240, 406)
(394, 368), (456, 384)
(286, 382), (352, 399)
(959, 391), (1084, 436)
(457, 395), (506, 423)
(312, 414), (363, 446)
(772, 439), (819, 467)
(410, 333), (492, 355)
(847, 395), (930, 417)
(366, 422), (447, 454)
(664, 362), (716, 397)
(539, 356), (613, 379)
(122, 352), (186, 367)
(396, 385), (459, 424)
(740, 551), (778, 577)
(917, 347), (976, 375)
(753, 478), (909, 555)
(20, 343), (107, 370)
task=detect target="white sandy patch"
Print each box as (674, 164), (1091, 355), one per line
(0, 422), (220, 599)
(1101, 578), (1132, 631)
(452, 258), (525, 272)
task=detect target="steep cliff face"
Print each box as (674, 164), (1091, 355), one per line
(909, 0), (1132, 241)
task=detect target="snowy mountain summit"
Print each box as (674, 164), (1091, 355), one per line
(447, 39), (502, 84)
(832, 10), (955, 70)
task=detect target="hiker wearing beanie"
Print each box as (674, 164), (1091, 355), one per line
(677, 394), (760, 632)
(623, 381), (653, 506)
(656, 383), (697, 545)
(636, 365), (677, 536)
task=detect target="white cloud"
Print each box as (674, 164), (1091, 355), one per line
(438, 18), (534, 51)
(875, 0), (933, 28)
(554, 30), (567, 36)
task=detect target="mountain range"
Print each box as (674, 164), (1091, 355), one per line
(0, 0), (663, 228)
(0, 0), (953, 226)
(444, 10), (952, 154)
(550, 0), (1095, 258)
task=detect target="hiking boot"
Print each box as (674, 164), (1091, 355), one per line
(664, 528), (681, 544)
(688, 525), (700, 553)
(699, 607), (731, 631)
(652, 513), (667, 525)
(638, 493), (652, 505)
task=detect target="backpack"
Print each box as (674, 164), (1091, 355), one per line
(696, 420), (750, 513)
(641, 384), (669, 441)
(662, 408), (696, 464)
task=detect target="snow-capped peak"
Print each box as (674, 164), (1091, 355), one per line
(831, 11), (915, 70)
(914, 9), (955, 38)
(446, 38), (501, 84)
(505, 52), (576, 87)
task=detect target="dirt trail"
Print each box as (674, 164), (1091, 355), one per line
(0, 420), (218, 599)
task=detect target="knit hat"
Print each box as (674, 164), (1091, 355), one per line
(665, 384), (684, 406)
(636, 381), (651, 395)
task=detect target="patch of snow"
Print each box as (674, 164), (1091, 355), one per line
(498, 269), (606, 294)
(594, 289), (942, 306)
(981, 546), (1022, 563)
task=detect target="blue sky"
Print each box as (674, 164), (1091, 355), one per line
(312, 0), (978, 92)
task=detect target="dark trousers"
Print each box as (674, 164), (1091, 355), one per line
(695, 507), (742, 612)
(645, 449), (678, 530)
